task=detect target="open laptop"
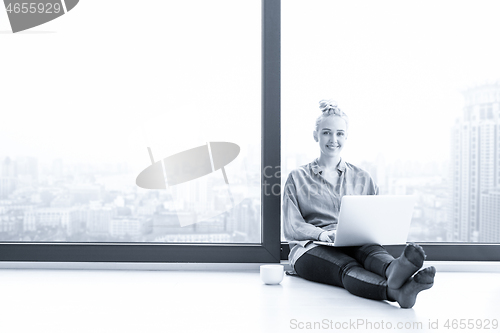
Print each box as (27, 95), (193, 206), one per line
(314, 195), (416, 247)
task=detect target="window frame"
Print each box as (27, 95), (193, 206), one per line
(0, 0), (281, 264)
(1, 0), (500, 264)
(280, 244), (500, 261)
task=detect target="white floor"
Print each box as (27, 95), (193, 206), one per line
(0, 265), (499, 333)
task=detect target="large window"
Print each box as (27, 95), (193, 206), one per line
(0, 0), (281, 263)
(281, 0), (500, 260)
(1, 0), (500, 264)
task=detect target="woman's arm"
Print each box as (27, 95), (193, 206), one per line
(282, 174), (325, 242)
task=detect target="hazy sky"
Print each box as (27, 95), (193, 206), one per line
(282, 0), (500, 165)
(2, 0), (500, 173)
(1, 0), (261, 177)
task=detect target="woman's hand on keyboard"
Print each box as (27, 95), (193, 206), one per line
(318, 230), (336, 242)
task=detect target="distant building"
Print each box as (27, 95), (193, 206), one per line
(1, 157), (17, 178)
(480, 189), (500, 242)
(0, 214), (18, 233)
(23, 210), (37, 231)
(66, 208), (87, 236)
(110, 216), (144, 237)
(449, 83), (500, 242)
(0, 178), (16, 199)
(69, 184), (102, 204)
(17, 156), (38, 185)
(87, 206), (114, 236)
(152, 211), (196, 234)
(37, 208), (64, 228)
(23, 207), (81, 230)
(0, 157), (17, 198)
(226, 198), (259, 243)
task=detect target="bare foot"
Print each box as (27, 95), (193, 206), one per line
(388, 266), (436, 309)
(386, 243), (426, 289)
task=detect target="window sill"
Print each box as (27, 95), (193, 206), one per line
(0, 260), (499, 272)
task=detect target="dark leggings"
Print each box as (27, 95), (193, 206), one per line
(294, 244), (395, 300)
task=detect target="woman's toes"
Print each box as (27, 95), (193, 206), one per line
(386, 243), (427, 289)
(413, 266), (436, 284)
(394, 268), (436, 309)
(404, 243), (426, 268)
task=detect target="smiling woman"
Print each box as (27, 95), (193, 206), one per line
(282, 99), (436, 308)
(313, 100), (348, 185)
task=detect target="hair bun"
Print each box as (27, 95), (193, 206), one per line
(319, 99), (339, 113)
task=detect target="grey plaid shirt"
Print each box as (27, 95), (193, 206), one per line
(283, 158), (379, 273)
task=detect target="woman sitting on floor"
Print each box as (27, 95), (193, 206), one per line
(283, 99), (436, 308)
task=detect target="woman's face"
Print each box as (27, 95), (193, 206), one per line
(313, 116), (348, 158)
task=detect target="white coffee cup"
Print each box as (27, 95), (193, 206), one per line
(260, 264), (284, 285)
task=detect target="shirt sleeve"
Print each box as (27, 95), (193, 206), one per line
(372, 178), (380, 195)
(282, 174), (324, 242)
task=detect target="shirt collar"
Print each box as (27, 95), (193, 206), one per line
(311, 158), (346, 175)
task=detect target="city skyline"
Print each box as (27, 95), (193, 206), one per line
(449, 83), (500, 242)
(0, 153), (261, 243)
